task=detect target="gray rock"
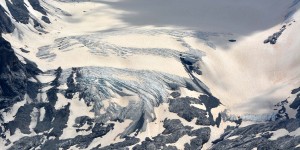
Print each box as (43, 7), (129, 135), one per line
(169, 97), (210, 125)
(93, 137), (140, 150)
(5, 0), (30, 24)
(74, 116), (94, 128)
(170, 91), (181, 98)
(185, 127), (211, 150)
(133, 119), (210, 150)
(28, 0), (47, 15)
(264, 25), (286, 45)
(8, 135), (44, 150)
(211, 118), (300, 150)
(41, 123), (114, 150)
(291, 87), (300, 94)
(0, 36), (27, 108)
(290, 94), (300, 119)
(0, 5), (15, 34)
(41, 16), (51, 24)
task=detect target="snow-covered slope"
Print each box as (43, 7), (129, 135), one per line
(0, 0), (300, 149)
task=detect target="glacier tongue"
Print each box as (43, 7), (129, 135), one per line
(58, 66), (207, 136)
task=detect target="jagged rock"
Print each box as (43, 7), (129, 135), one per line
(133, 119), (189, 149)
(93, 137), (140, 150)
(5, 0), (30, 24)
(34, 104), (56, 133)
(292, 87), (300, 94)
(212, 134), (300, 150)
(261, 132), (273, 139)
(74, 116), (94, 128)
(163, 145), (178, 150)
(33, 19), (43, 28)
(8, 135), (44, 150)
(41, 16), (51, 24)
(2, 0), (48, 33)
(28, 0), (47, 15)
(0, 36), (27, 107)
(41, 123), (114, 150)
(289, 86), (300, 119)
(170, 91), (181, 98)
(185, 127), (211, 150)
(0, 6), (15, 34)
(20, 48), (30, 53)
(49, 103), (70, 137)
(4, 104), (34, 135)
(0, 35), (41, 109)
(65, 68), (78, 99)
(264, 25), (286, 44)
(211, 119), (300, 150)
(290, 94), (300, 110)
(133, 119), (210, 150)
(169, 97), (210, 125)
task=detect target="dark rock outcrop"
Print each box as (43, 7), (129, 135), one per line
(185, 127), (211, 150)
(169, 97), (211, 125)
(43, 123), (114, 150)
(7, 123), (114, 150)
(211, 119), (300, 150)
(20, 48), (30, 53)
(92, 137), (140, 150)
(28, 0), (47, 15)
(0, 35), (42, 108)
(8, 135), (44, 150)
(290, 90), (300, 119)
(74, 116), (94, 128)
(274, 99), (290, 120)
(41, 16), (51, 24)
(4, 104), (34, 135)
(133, 119), (210, 150)
(5, 0), (30, 24)
(170, 91), (181, 98)
(0, 36), (27, 108)
(2, 0), (49, 33)
(264, 25), (286, 44)
(0, 5), (15, 34)
(292, 87), (300, 94)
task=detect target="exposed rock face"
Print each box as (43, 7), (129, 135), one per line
(263, 27), (285, 44)
(290, 87), (300, 119)
(0, 36), (27, 107)
(5, 0), (30, 24)
(263, 22), (295, 44)
(92, 137), (140, 150)
(1, 0), (49, 34)
(211, 119), (300, 150)
(0, 34), (42, 105)
(7, 123), (114, 150)
(41, 16), (51, 24)
(133, 119), (211, 150)
(185, 127), (211, 150)
(0, 6), (15, 34)
(28, 0), (47, 15)
(169, 97), (211, 125)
